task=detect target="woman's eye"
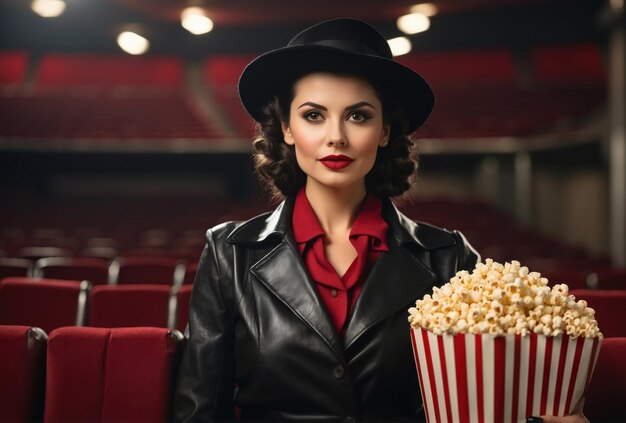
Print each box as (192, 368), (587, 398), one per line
(303, 111), (322, 121)
(348, 111), (372, 122)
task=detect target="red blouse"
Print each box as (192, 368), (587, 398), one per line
(292, 188), (389, 334)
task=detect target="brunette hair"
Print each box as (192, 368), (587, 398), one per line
(251, 76), (419, 200)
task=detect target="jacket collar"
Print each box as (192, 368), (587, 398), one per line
(226, 195), (456, 251)
(226, 195), (457, 356)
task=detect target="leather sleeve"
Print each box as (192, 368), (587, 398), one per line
(173, 228), (235, 423)
(453, 230), (481, 272)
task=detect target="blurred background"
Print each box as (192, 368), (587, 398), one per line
(0, 0), (625, 275)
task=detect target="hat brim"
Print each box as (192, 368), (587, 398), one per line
(238, 45), (435, 134)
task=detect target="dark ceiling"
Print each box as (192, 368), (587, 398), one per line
(0, 0), (609, 57)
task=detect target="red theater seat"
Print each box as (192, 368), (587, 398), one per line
(33, 257), (110, 285)
(0, 325), (47, 423)
(0, 278), (90, 334)
(585, 338), (626, 422)
(570, 290), (626, 338)
(0, 257), (33, 278)
(88, 284), (172, 328)
(17, 246), (73, 261)
(44, 326), (184, 423)
(108, 256), (182, 285)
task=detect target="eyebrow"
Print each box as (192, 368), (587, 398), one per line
(297, 101), (377, 111)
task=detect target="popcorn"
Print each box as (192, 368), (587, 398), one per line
(408, 259), (602, 338)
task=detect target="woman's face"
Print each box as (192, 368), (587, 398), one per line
(281, 72), (390, 193)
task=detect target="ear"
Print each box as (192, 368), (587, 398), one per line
(281, 121), (295, 145)
(379, 124), (391, 147)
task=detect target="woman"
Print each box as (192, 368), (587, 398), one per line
(174, 18), (587, 423)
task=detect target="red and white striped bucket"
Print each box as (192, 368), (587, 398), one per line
(410, 328), (602, 423)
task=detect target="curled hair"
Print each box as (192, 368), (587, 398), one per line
(252, 78), (419, 200)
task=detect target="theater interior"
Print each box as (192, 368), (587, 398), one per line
(0, 0), (625, 421)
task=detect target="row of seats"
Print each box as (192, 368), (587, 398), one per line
(0, 44), (605, 140)
(2, 251), (624, 290)
(1, 198), (264, 259)
(0, 278), (192, 333)
(2, 195), (613, 268)
(1, 327), (624, 422)
(0, 276), (624, 339)
(1, 44), (604, 88)
(0, 257), (198, 285)
(0, 91), (223, 139)
(0, 325), (183, 423)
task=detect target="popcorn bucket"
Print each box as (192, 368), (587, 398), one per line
(410, 328), (602, 423)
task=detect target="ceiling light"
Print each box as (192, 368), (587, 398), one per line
(117, 31), (150, 55)
(181, 7), (214, 35)
(397, 13), (431, 35)
(410, 3), (438, 17)
(31, 0), (66, 18)
(387, 37), (412, 57)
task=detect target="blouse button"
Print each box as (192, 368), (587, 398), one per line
(330, 289), (338, 298)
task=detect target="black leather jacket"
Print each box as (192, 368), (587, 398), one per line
(173, 196), (480, 422)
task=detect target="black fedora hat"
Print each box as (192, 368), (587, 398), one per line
(238, 18), (435, 134)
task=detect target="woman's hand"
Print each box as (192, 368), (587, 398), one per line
(527, 398), (589, 423)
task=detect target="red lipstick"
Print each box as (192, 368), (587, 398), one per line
(319, 155), (354, 170)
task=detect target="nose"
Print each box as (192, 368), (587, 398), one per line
(326, 119), (347, 148)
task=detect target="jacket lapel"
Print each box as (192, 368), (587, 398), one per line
(343, 199), (453, 350)
(229, 198), (344, 358)
(250, 239), (344, 357)
(343, 237), (437, 350)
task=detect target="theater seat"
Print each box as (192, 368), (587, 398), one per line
(33, 257), (109, 285)
(44, 326), (184, 423)
(585, 338), (626, 422)
(0, 257), (33, 278)
(108, 257), (181, 285)
(0, 325), (47, 423)
(0, 278), (90, 334)
(570, 290), (626, 338)
(88, 284), (172, 328)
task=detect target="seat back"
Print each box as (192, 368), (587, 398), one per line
(0, 325), (47, 423)
(570, 290), (626, 338)
(17, 247), (73, 261)
(585, 338), (626, 421)
(88, 284), (172, 328)
(0, 278), (90, 334)
(109, 257), (180, 285)
(44, 326), (184, 423)
(0, 257), (33, 278)
(34, 257), (109, 285)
